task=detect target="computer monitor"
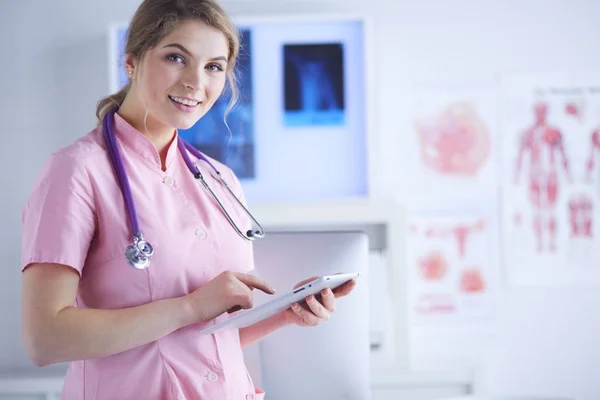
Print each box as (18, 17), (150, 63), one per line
(249, 231), (371, 400)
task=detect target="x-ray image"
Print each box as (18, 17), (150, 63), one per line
(178, 29), (255, 179)
(283, 43), (345, 127)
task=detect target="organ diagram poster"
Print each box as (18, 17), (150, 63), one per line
(501, 73), (600, 286)
(406, 206), (498, 325)
(398, 87), (498, 202)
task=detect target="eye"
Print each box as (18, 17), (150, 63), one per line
(166, 54), (185, 64)
(207, 63), (224, 72)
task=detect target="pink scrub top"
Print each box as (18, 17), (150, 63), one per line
(21, 113), (265, 400)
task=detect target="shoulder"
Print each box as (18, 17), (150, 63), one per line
(28, 127), (108, 200)
(51, 126), (107, 164)
(190, 151), (243, 191)
(191, 151), (229, 174)
(39, 127), (106, 176)
(547, 128), (563, 144)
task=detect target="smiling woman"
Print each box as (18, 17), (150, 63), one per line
(98, 0), (241, 170)
(117, 20), (231, 168)
(20, 1), (358, 399)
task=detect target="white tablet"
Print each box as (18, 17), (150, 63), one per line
(198, 272), (360, 335)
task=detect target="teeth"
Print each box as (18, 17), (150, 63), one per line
(170, 96), (199, 106)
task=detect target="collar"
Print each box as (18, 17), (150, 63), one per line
(113, 112), (180, 171)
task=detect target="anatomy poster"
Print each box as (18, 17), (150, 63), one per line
(406, 206), (498, 326)
(398, 87), (498, 202)
(501, 73), (600, 286)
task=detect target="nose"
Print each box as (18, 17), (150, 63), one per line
(182, 67), (205, 93)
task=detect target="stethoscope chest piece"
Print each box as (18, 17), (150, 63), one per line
(124, 235), (154, 270)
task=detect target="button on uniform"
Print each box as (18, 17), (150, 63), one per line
(162, 176), (175, 186)
(195, 228), (207, 239)
(205, 371), (218, 382)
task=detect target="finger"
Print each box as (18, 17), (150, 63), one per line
(291, 302), (321, 325)
(305, 295), (330, 319)
(235, 273), (276, 294)
(332, 279), (357, 298)
(292, 276), (320, 290)
(319, 288), (335, 312)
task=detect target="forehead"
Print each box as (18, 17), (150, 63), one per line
(158, 20), (229, 58)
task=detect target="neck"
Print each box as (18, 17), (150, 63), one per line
(117, 96), (175, 170)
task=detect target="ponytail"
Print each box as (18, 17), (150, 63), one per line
(95, 82), (132, 125)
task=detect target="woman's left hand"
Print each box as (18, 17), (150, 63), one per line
(282, 276), (357, 327)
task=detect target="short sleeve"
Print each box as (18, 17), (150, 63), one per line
(21, 153), (96, 276)
(226, 167), (256, 273)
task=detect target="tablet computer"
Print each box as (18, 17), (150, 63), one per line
(198, 272), (360, 335)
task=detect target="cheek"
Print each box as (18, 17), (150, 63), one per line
(206, 77), (227, 100)
(142, 64), (178, 100)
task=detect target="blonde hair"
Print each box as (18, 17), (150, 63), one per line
(96, 0), (240, 124)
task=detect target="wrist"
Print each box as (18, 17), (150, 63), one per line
(277, 309), (293, 327)
(176, 295), (196, 327)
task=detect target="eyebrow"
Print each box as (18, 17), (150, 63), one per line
(162, 43), (228, 62)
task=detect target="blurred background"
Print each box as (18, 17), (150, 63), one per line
(1, 0), (600, 399)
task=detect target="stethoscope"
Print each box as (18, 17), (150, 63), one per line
(102, 106), (265, 270)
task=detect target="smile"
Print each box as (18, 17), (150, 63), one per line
(169, 95), (200, 107)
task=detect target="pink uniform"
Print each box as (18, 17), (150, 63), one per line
(21, 113), (265, 400)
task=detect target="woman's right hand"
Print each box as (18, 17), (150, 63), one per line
(183, 271), (276, 325)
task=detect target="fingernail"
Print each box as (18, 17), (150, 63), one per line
(321, 289), (328, 296)
(292, 303), (300, 310)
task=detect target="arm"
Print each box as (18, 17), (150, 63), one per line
(514, 131), (529, 184)
(238, 312), (290, 349)
(586, 130), (600, 181)
(22, 263), (194, 367)
(22, 264), (273, 366)
(554, 129), (571, 182)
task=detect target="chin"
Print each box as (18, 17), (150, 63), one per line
(164, 112), (201, 131)
(175, 118), (200, 130)
(165, 108), (207, 131)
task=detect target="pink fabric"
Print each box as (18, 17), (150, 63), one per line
(21, 113), (263, 400)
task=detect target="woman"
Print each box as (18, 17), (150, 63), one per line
(20, 0), (356, 399)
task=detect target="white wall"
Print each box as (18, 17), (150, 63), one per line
(1, 0), (600, 398)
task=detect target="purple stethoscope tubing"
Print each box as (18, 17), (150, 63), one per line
(102, 106), (265, 270)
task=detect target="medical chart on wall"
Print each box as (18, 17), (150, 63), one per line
(406, 206), (499, 326)
(108, 18), (369, 203)
(398, 87), (499, 202)
(501, 73), (600, 286)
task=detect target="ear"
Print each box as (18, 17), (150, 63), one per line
(124, 53), (138, 77)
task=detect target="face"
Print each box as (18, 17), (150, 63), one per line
(534, 102), (548, 122)
(126, 20), (230, 131)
